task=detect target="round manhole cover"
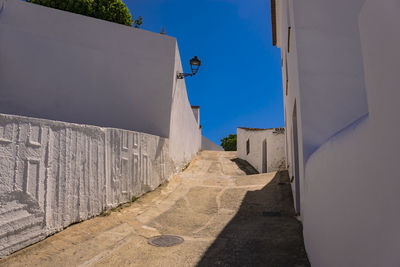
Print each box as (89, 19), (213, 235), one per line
(148, 235), (184, 247)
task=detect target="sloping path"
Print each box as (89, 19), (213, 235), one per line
(0, 151), (309, 266)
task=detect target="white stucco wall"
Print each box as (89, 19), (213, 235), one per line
(275, 0), (305, 214)
(0, 113), (174, 258)
(168, 46), (202, 169)
(274, 0), (400, 265)
(292, 0), (368, 159)
(237, 128), (285, 173)
(302, 1), (400, 266)
(0, 0), (201, 167)
(0, 0), (176, 138)
(201, 136), (223, 151)
(0, 1), (203, 257)
(276, 0), (369, 216)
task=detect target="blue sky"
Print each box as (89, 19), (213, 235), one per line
(125, 0), (283, 145)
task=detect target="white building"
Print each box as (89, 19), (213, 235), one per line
(237, 127), (285, 173)
(271, 0), (400, 266)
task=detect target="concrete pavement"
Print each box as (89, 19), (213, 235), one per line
(0, 151), (309, 266)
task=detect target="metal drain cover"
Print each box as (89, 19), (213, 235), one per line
(148, 235), (184, 247)
(262, 211), (282, 217)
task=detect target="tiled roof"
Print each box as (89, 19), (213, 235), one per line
(238, 127), (274, 131)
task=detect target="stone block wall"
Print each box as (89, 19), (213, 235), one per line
(0, 113), (174, 257)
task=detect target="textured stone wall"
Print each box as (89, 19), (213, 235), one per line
(0, 113), (173, 257)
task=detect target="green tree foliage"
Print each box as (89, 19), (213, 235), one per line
(27, 0), (92, 16)
(91, 0), (132, 26)
(133, 16), (143, 28)
(26, 0), (142, 27)
(220, 134), (237, 151)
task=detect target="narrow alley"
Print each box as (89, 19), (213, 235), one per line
(0, 151), (309, 267)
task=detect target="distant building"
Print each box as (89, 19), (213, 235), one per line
(237, 127), (285, 173)
(271, 0), (400, 265)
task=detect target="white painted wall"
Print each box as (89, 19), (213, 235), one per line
(0, 0), (201, 167)
(303, 1), (400, 266)
(275, 0), (305, 214)
(201, 136), (223, 151)
(292, 0), (368, 159)
(276, 0), (369, 215)
(0, 0), (202, 257)
(0, 0), (176, 138)
(237, 128), (285, 173)
(0, 113), (174, 257)
(273, 0), (400, 265)
(168, 46), (202, 169)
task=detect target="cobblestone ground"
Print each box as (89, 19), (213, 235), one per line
(0, 151), (310, 267)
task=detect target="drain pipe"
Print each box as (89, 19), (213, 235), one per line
(0, 0), (5, 14)
(0, 0), (6, 14)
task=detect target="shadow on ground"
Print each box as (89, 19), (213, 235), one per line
(230, 158), (259, 175)
(196, 170), (310, 267)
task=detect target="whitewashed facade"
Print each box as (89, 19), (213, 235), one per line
(271, 0), (400, 266)
(237, 127), (285, 173)
(0, 0), (201, 169)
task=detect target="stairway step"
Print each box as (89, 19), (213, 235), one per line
(0, 214), (43, 240)
(0, 224), (45, 258)
(0, 201), (27, 216)
(0, 208), (31, 227)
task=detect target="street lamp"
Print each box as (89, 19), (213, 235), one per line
(177, 56), (201, 79)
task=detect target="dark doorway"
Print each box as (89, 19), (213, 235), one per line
(262, 139), (267, 173)
(292, 101), (301, 214)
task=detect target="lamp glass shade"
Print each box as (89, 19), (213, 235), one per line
(190, 56), (201, 66)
